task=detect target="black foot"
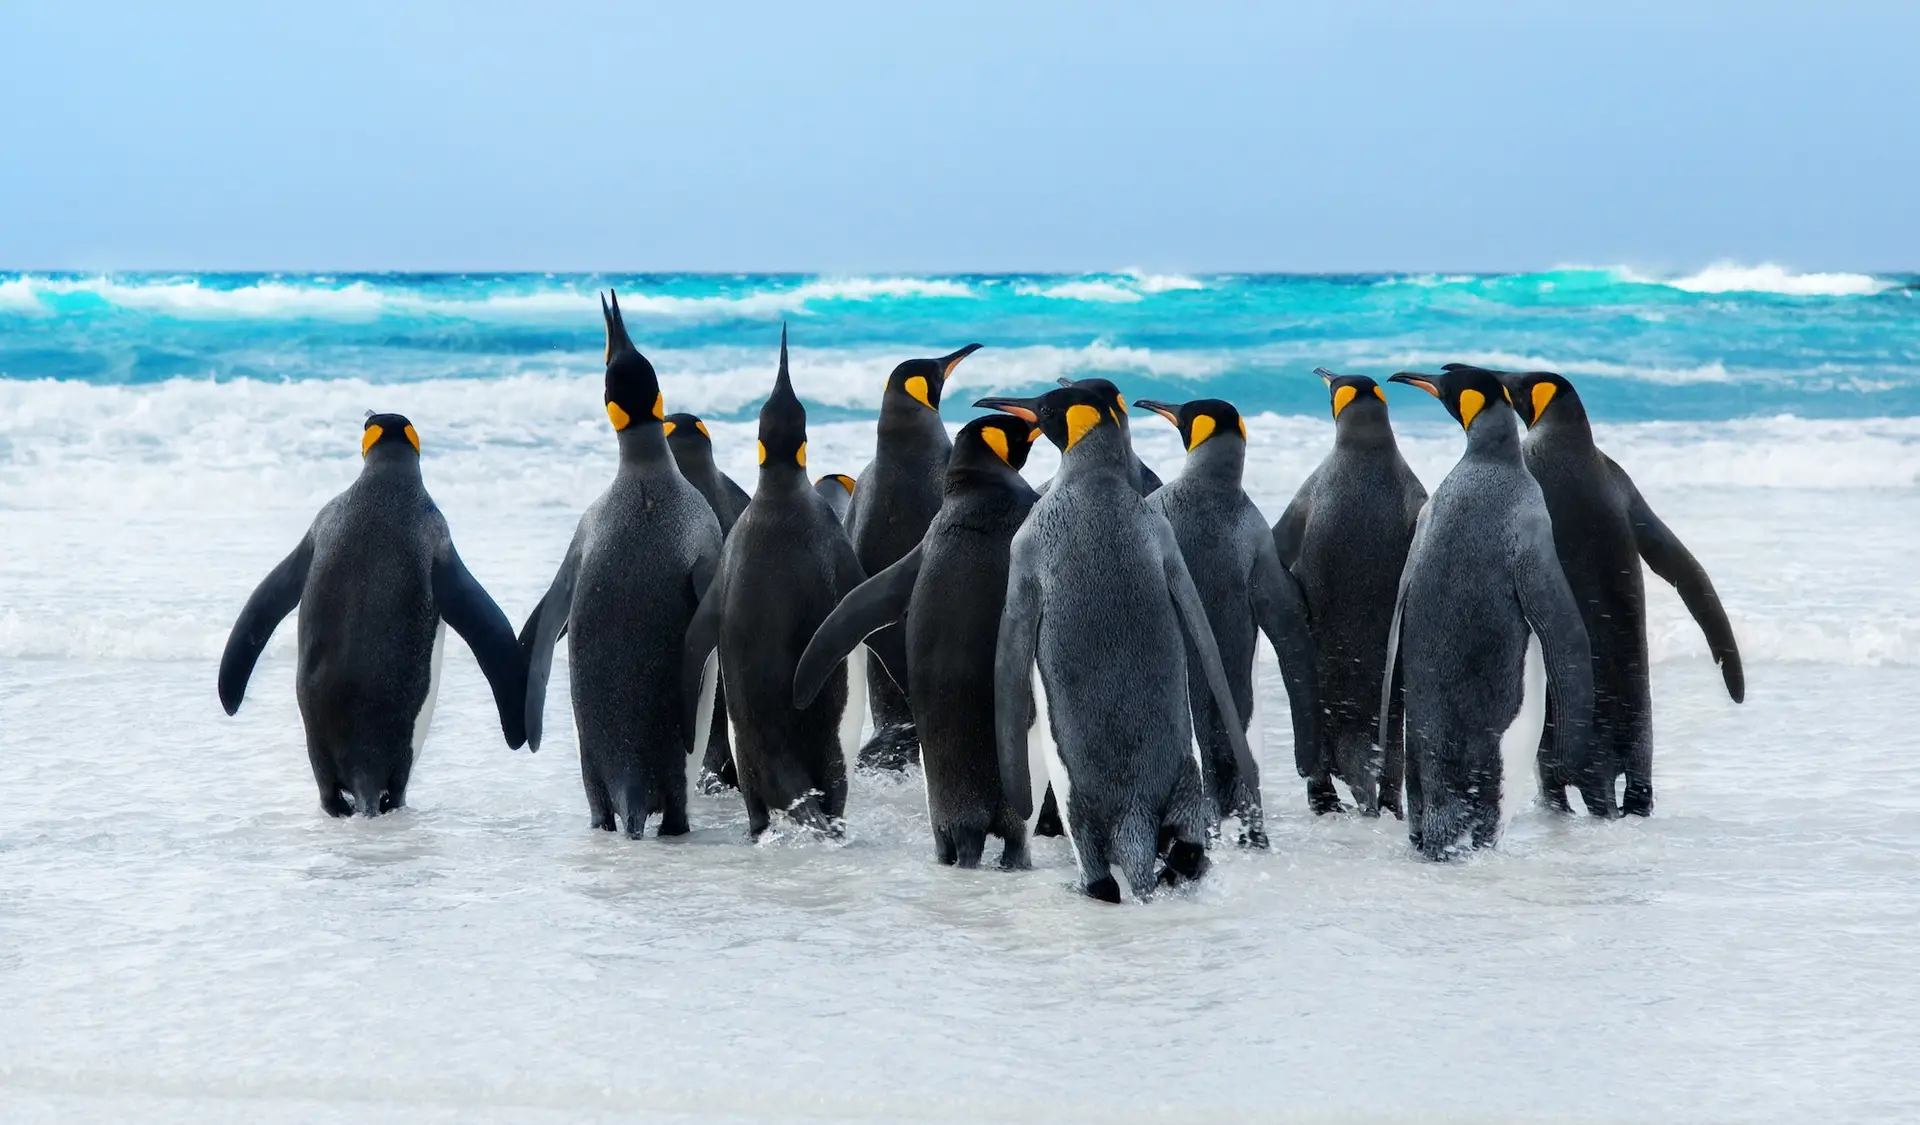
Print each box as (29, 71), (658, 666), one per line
(1307, 776), (1348, 815)
(697, 766), (736, 795)
(321, 790), (353, 818)
(1033, 787), (1064, 837)
(857, 723), (920, 771)
(659, 812), (690, 837)
(1238, 826), (1270, 850)
(1379, 788), (1406, 821)
(1158, 840), (1209, 886)
(1084, 875), (1122, 903)
(1623, 787), (1653, 817)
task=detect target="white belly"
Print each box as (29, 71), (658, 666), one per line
(411, 623), (446, 763)
(1499, 633), (1547, 829)
(837, 647), (868, 778)
(1031, 668), (1073, 852)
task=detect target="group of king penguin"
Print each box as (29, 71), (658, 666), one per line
(218, 292), (1745, 900)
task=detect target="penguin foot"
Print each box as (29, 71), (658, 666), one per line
(1158, 840), (1210, 885)
(1378, 789), (1406, 821)
(1307, 777), (1348, 815)
(320, 789), (354, 818)
(696, 768), (735, 795)
(659, 811), (691, 837)
(1237, 826), (1270, 850)
(1084, 875), (1123, 903)
(856, 723), (920, 771)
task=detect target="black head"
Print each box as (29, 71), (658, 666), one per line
(757, 324), (809, 470)
(1134, 397), (1246, 452)
(361, 411), (421, 459)
(602, 290), (664, 432)
(1055, 376), (1135, 425)
(1388, 366), (1515, 434)
(1313, 367), (1389, 423)
(975, 385), (1121, 454)
(885, 344), (982, 412)
(954, 413), (1042, 471)
(1472, 367), (1581, 429)
(662, 412), (713, 446)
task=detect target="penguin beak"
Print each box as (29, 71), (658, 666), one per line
(1388, 372), (1444, 398)
(1133, 399), (1182, 427)
(974, 396), (1040, 423)
(939, 343), (982, 381)
(1312, 367), (1339, 386)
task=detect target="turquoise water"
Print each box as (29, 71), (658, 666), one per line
(3, 267), (1915, 420)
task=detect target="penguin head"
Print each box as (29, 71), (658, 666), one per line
(601, 290), (665, 432)
(885, 344), (982, 413)
(954, 414), (1042, 471)
(975, 385), (1122, 455)
(1475, 366), (1582, 429)
(815, 473), (857, 497)
(360, 411), (421, 460)
(1134, 397), (1247, 452)
(1314, 368), (1390, 424)
(756, 324), (809, 472)
(662, 411), (713, 450)
(1055, 377), (1136, 431)
(1389, 366), (1516, 434)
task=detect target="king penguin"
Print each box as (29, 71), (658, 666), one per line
(793, 415), (1044, 869)
(218, 413), (526, 816)
(517, 293), (725, 837)
(682, 327), (869, 837)
(976, 386), (1255, 901)
(1381, 367), (1606, 860)
(663, 409), (751, 793)
(814, 473), (857, 523)
(1484, 365), (1744, 815)
(1272, 370), (1428, 816)
(846, 343), (984, 771)
(1135, 397), (1320, 846)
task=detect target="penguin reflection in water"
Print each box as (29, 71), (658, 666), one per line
(218, 414), (527, 816)
(1383, 367), (1603, 860)
(978, 386), (1255, 901)
(1134, 397), (1321, 847)
(1478, 365), (1744, 816)
(794, 415), (1044, 870)
(518, 293), (726, 837)
(683, 327), (869, 838)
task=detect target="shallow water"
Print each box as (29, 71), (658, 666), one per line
(3, 273), (1919, 1121)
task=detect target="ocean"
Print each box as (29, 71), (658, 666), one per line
(2, 267), (1917, 1123)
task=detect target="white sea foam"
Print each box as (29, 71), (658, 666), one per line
(1122, 270), (1208, 293)
(1623, 262), (1895, 297)
(1014, 279), (1145, 303)
(0, 275), (977, 321)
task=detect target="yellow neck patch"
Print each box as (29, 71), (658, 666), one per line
(1188, 413), (1218, 450)
(832, 474), (855, 493)
(695, 419), (710, 439)
(1115, 393), (1127, 413)
(361, 425), (383, 455)
(904, 375), (933, 409)
(1063, 403), (1102, 450)
(652, 392), (665, 420)
(1373, 385), (1387, 403)
(1457, 388), (1486, 431)
(1237, 415), (1247, 439)
(981, 426), (1012, 464)
(756, 440), (767, 465)
(403, 424), (419, 451)
(1530, 381), (1557, 424)
(1331, 385), (1359, 419)
(661, 420), (677, 437)
(796, 441), (807, 469)
(607, 402), (631, 431)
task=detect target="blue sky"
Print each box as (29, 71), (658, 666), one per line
(2, 1), (1913, 272)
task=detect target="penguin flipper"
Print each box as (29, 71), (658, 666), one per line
(217, 533), (314, 715)
(517, 541), (580, 753)
(793, 543), (920, 709)
(1511, 507), (1603, 815)
(1250, 522), (1322, 780)
(681, 563), (731, 754)
(994, 547), (1044, 820)
(1158, 519), (1258, 789)
(433, 545), (528, 750)
(1624, 473), (1744, 703)
(1378, 501), (1431, 761)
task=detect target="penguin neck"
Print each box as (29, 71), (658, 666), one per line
(1463, 409), (1523, 462)
(756, 461), (811, 496)
(878, 399), (949, 448)
(1181, 436), (1245, 488)
(359, 451), (424, 487)
(669, 441), (719, 482)
(1531, 398), (1595, 447)
(1334, 409), (1399, 453)
(614, 424), (674, 472)
(946, 451), (1025, 494)
(1056, 430), (1134, 484)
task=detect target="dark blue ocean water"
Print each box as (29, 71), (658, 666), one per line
(2, 267), (1915, 420)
